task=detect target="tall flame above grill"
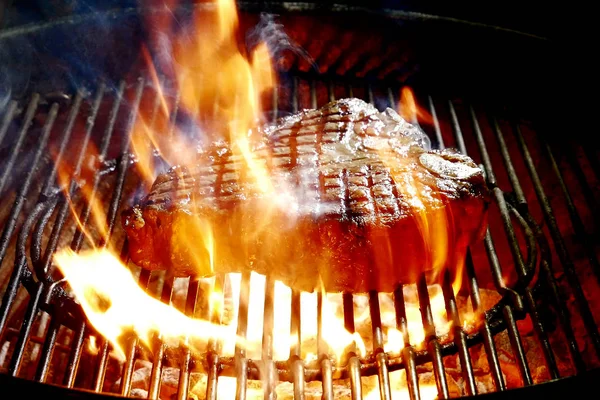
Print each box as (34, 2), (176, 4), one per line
(51, 0), (468, 397)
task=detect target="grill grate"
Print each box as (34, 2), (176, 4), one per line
(0, 70), (599, 400)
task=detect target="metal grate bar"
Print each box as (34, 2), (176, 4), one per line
(317, 292), (335, 400)
(119, 268), (151, 396)
(290, 289), (305, 400)
(540, 135), (600, 284)
(235, 272), (251, 400)
(416, 274), (449, 399)
(442, 271), (477, 395)
(1, 103), (58, 375)
(261, 276), (276, 400)
(206, 275), (225, 400)
(38, 87), (104, 279)
(341, 293), (359, 400)
(148, 275), (175, 399)
(427, 96), (444, 149)
(0, 100), (18, 145)
(502, 304), (532, 385)
(429, 97), (476, 395)
(469, 107), (529, 281)
(369, 292), (392, 400)
(28, 90), (90, 383)
(50, 87), (107, 388)
(468, 106), (535, 385)
(92, 339), (110, 392)
(0, 94), (40, 194)
(448, 100), (506, 391)
(561, 143), (600, 236)
(0, 95), (40, 272)
(62, 320), (87, 387)
(328, 81), (336, 103)
(528, 219), (586, 372)
(41, 91), (85, 195)
(388, 92), (420, 400)
(513, 122), (600, 358)
(177, 279), (201, 400)
(33, 290), (63, 382)
(393, 285), (420, 400)
(71, 81), (126, 250)
(489, 116), (560, 378)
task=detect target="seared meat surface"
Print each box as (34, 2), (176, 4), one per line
(123, 98), (489, 292)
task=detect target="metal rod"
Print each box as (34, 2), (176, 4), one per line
(393, 285), (420, 400)
(8, 281), (44, 376)
(40, 86), (105, 275)
(148, 275), (174, 399)
(562, 142), (600, 234)
(502, 305), (532, 385)
(367, 84), (374, 105)
(42, 91), (85, 196)
(205, 276), (224, 400)
(490, 117), (561, 377)
(262, 276), (276, 400)
(529, 215), (586, 372)
(292, 76), (299, 113)
(428, 96), (444, 149)
(368, 291), (392, 400)
(0, 100), (18, 145)
(0, 102), (58, 374)
(290, 290), (304, 400)
(416, 274), (449, 399)
(93, 341), (110, 392)
(34, 313), (61, 382)
(513, 122), (600, 357)
(470, 106), (528, 281)
(441, 271), (476, 395)
(0, 96), (49, 270)
(540, 134), (600, 284)
(177, 279), (200, 400)
(0, 94), (40, 193)
(465, 253), (506, 390)
(63, 321), (87, 388)
(448, 100), (507, 391)
(489, 116), (526, 206)
(120, 269), (151, 396)
(448, 101), (467, 155)
(70, 81), (141, 389)
(235, 272), (251, 400)
(71, 81), (126, 250)
(328, 81), (336, 103)
(387, 88), (395, 109)
(318, 292), (334, 400)
(348, 355), (362, 400)
(434, 97), (476, 394)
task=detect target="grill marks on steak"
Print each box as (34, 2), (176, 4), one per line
(123, 99), (489, 292)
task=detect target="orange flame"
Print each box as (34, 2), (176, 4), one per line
(50, 2), (467, 398)
(399, 87), (433, 125)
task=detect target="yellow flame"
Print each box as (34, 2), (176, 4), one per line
(54, 249), (240, 359)
(87, 335), (99, 355)
(384, 328), (404, 353)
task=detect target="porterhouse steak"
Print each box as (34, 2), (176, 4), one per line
(122, 98), (489, 292)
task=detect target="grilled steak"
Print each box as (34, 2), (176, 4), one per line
(123, 98), (489, 292)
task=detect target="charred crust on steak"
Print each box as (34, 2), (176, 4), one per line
(122, 98), (490, 292)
